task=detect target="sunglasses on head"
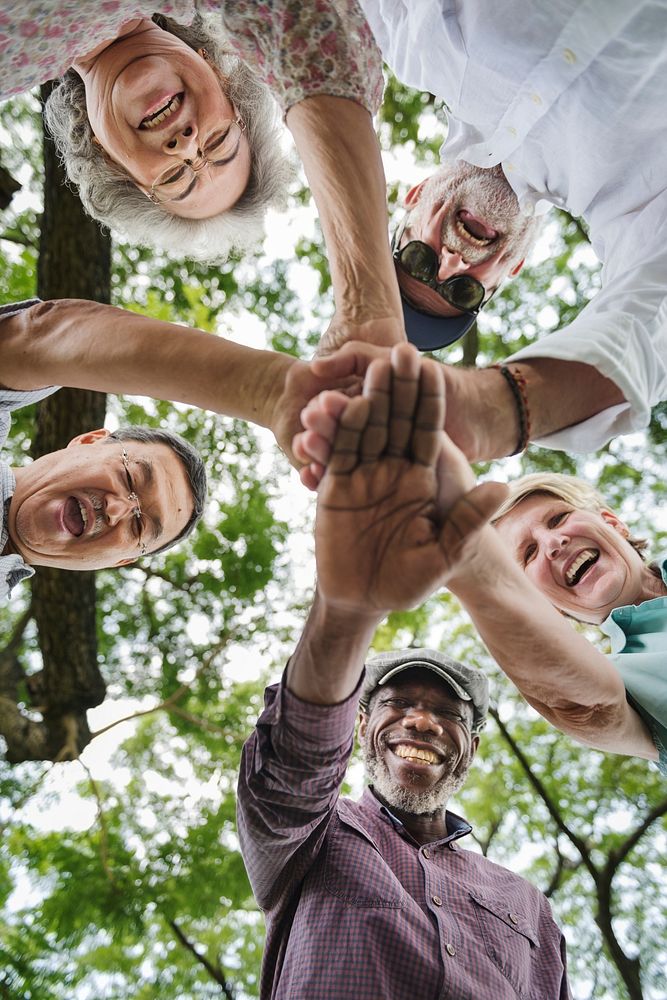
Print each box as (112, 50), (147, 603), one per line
(392, 227), (486, 314)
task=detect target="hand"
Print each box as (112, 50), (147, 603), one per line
(293, 341), (392, 486)
(268, 356), (363, 469)
(315, 344), (507, 616)
(316, 312), (407, 358)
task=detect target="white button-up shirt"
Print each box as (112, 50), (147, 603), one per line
(360, 0), (667, 450)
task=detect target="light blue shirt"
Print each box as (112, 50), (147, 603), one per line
(600, 556), (667, 776)
(0, 300), (59, 601)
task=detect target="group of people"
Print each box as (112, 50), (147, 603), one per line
(1, 1), (666, 996)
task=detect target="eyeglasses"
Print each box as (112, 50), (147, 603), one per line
(392, 230), (486, 314)
(148, 117), (246, 204)
(120, 448), (147, 557)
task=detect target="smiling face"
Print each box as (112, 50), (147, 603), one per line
(73, 19), (251, 219)
(495, 494), (657, 623)
(396, 163), (537, 316)
(358, 669), (478, 817)
(6, 430), (193, 571)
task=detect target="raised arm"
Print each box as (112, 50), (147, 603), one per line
(287, 96), (406, 354)
(238, 344), (503, 907)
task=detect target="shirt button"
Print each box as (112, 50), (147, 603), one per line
(563, 48), (577, 64)
(422, 848), (431, 859)
(505, 162), (515, 172)
(446, 943), (456, 957)
(507, 126), (517, 137)
(432, 895), (443, 907)
(530, 93), (542, 105)
(509, 913), (519, 925)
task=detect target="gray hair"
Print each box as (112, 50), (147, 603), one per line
(44, 13), (294, 262)
(107, 426), (207, 555)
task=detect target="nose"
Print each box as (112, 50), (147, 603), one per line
(105, 493), (140, 526)
(539, 526), (569, 561)
(401, 708), (443, 737)
(438, 246), (470, 279)
(163, 123), (199, 157)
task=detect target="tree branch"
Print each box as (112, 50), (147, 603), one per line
(167, 917), (235, 998)
(606, 794), (667, 875)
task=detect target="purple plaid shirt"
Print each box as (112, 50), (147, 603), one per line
(238, 677), (571, 1000)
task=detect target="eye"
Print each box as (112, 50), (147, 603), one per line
(385, 697), (408, 709)
(523, 542), (537, 565)
(549, 511), (569, 528)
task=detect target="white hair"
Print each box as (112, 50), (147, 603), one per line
(43, 13), (295, 262)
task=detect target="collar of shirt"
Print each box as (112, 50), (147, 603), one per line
(0, 462), (33, 598)
(600, 554), (667, 652)
(362, 785), (473, 848)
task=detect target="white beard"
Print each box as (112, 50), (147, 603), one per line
(408, 162), (539, 267)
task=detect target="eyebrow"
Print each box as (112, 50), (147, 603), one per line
(171, 143), (242, 204)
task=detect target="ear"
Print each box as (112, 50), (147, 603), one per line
(115, 556), (137, 567)
(470, 734), (480, 759)
(601, 509), (630, 538)
(509, 258), (525, 277)
(404, 180), (427, 207)
(67, 428), (111, 448)
(357, 710), (368, 740)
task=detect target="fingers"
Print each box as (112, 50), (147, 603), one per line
(327, 395), (372, 476)
(311, 341), (388, 379)
(411, 359), (445, 467)
(438, 482), (510, 564)
(358, 355), (390, 462)
(385, 344), (421, 459)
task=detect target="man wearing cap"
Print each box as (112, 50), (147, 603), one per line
(237, 344), (569, 999)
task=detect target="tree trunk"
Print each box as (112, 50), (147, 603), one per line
(0, 82), (112, 763)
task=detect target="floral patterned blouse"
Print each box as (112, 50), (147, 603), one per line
(0, 0), (383, 114)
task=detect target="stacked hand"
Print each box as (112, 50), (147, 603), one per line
(313, 344), (508, 617)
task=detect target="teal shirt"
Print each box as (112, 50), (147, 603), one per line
(599, 556), (667, 776)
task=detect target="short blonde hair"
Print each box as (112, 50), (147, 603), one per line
(492, 472), (650, 557)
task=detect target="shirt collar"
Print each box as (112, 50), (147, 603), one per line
(363, 785), (473, 845)
(0, 459), (33, 595)
(599, 553), (667, 651)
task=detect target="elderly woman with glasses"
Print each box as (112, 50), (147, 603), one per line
(296, 384), (666, 774)
(1, 2), (383, 263)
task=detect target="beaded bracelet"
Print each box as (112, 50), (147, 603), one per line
(492, 364), (531, 455)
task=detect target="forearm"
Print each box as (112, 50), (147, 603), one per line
(0, 299), (291, 429)
(286, 96), (404, 340)
(447, 527), (657, 759)
(444, 359), (625, 462)
(286, 588), (380, 704)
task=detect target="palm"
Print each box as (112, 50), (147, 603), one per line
(313, 345), (508, 617)
(316, 456), (448, 611)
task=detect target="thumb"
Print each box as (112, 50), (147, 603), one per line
(438, 481), (509, 564)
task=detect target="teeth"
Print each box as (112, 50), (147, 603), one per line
(455, 217), (493, 247)
(394, 744), (439, 764)
(78, 500), (87, 529)
(566, 549), (598, 586)
(141, 93), (182, 130)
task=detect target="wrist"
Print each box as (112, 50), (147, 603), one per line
(443, 365), (521, 461)
(258, 351), (296, 431)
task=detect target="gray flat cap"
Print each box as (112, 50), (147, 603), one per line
(360, 648), (488, 734)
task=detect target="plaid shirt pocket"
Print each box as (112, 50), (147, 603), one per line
(324, 822), (405, 908)
(470, 890), (543, 998)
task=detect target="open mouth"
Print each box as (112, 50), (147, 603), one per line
(565, 548), (599, 587)
(139, 92), (184, 130)
(391, 743), (442, 765)
(455, 209), (498, 247)
(63, 496), (87, 537)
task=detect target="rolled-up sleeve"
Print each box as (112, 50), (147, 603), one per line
(237, 674), (362, 910)
(507, 250), (667, 452)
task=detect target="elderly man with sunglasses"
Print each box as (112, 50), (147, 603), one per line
(301, 0), (667, 473)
